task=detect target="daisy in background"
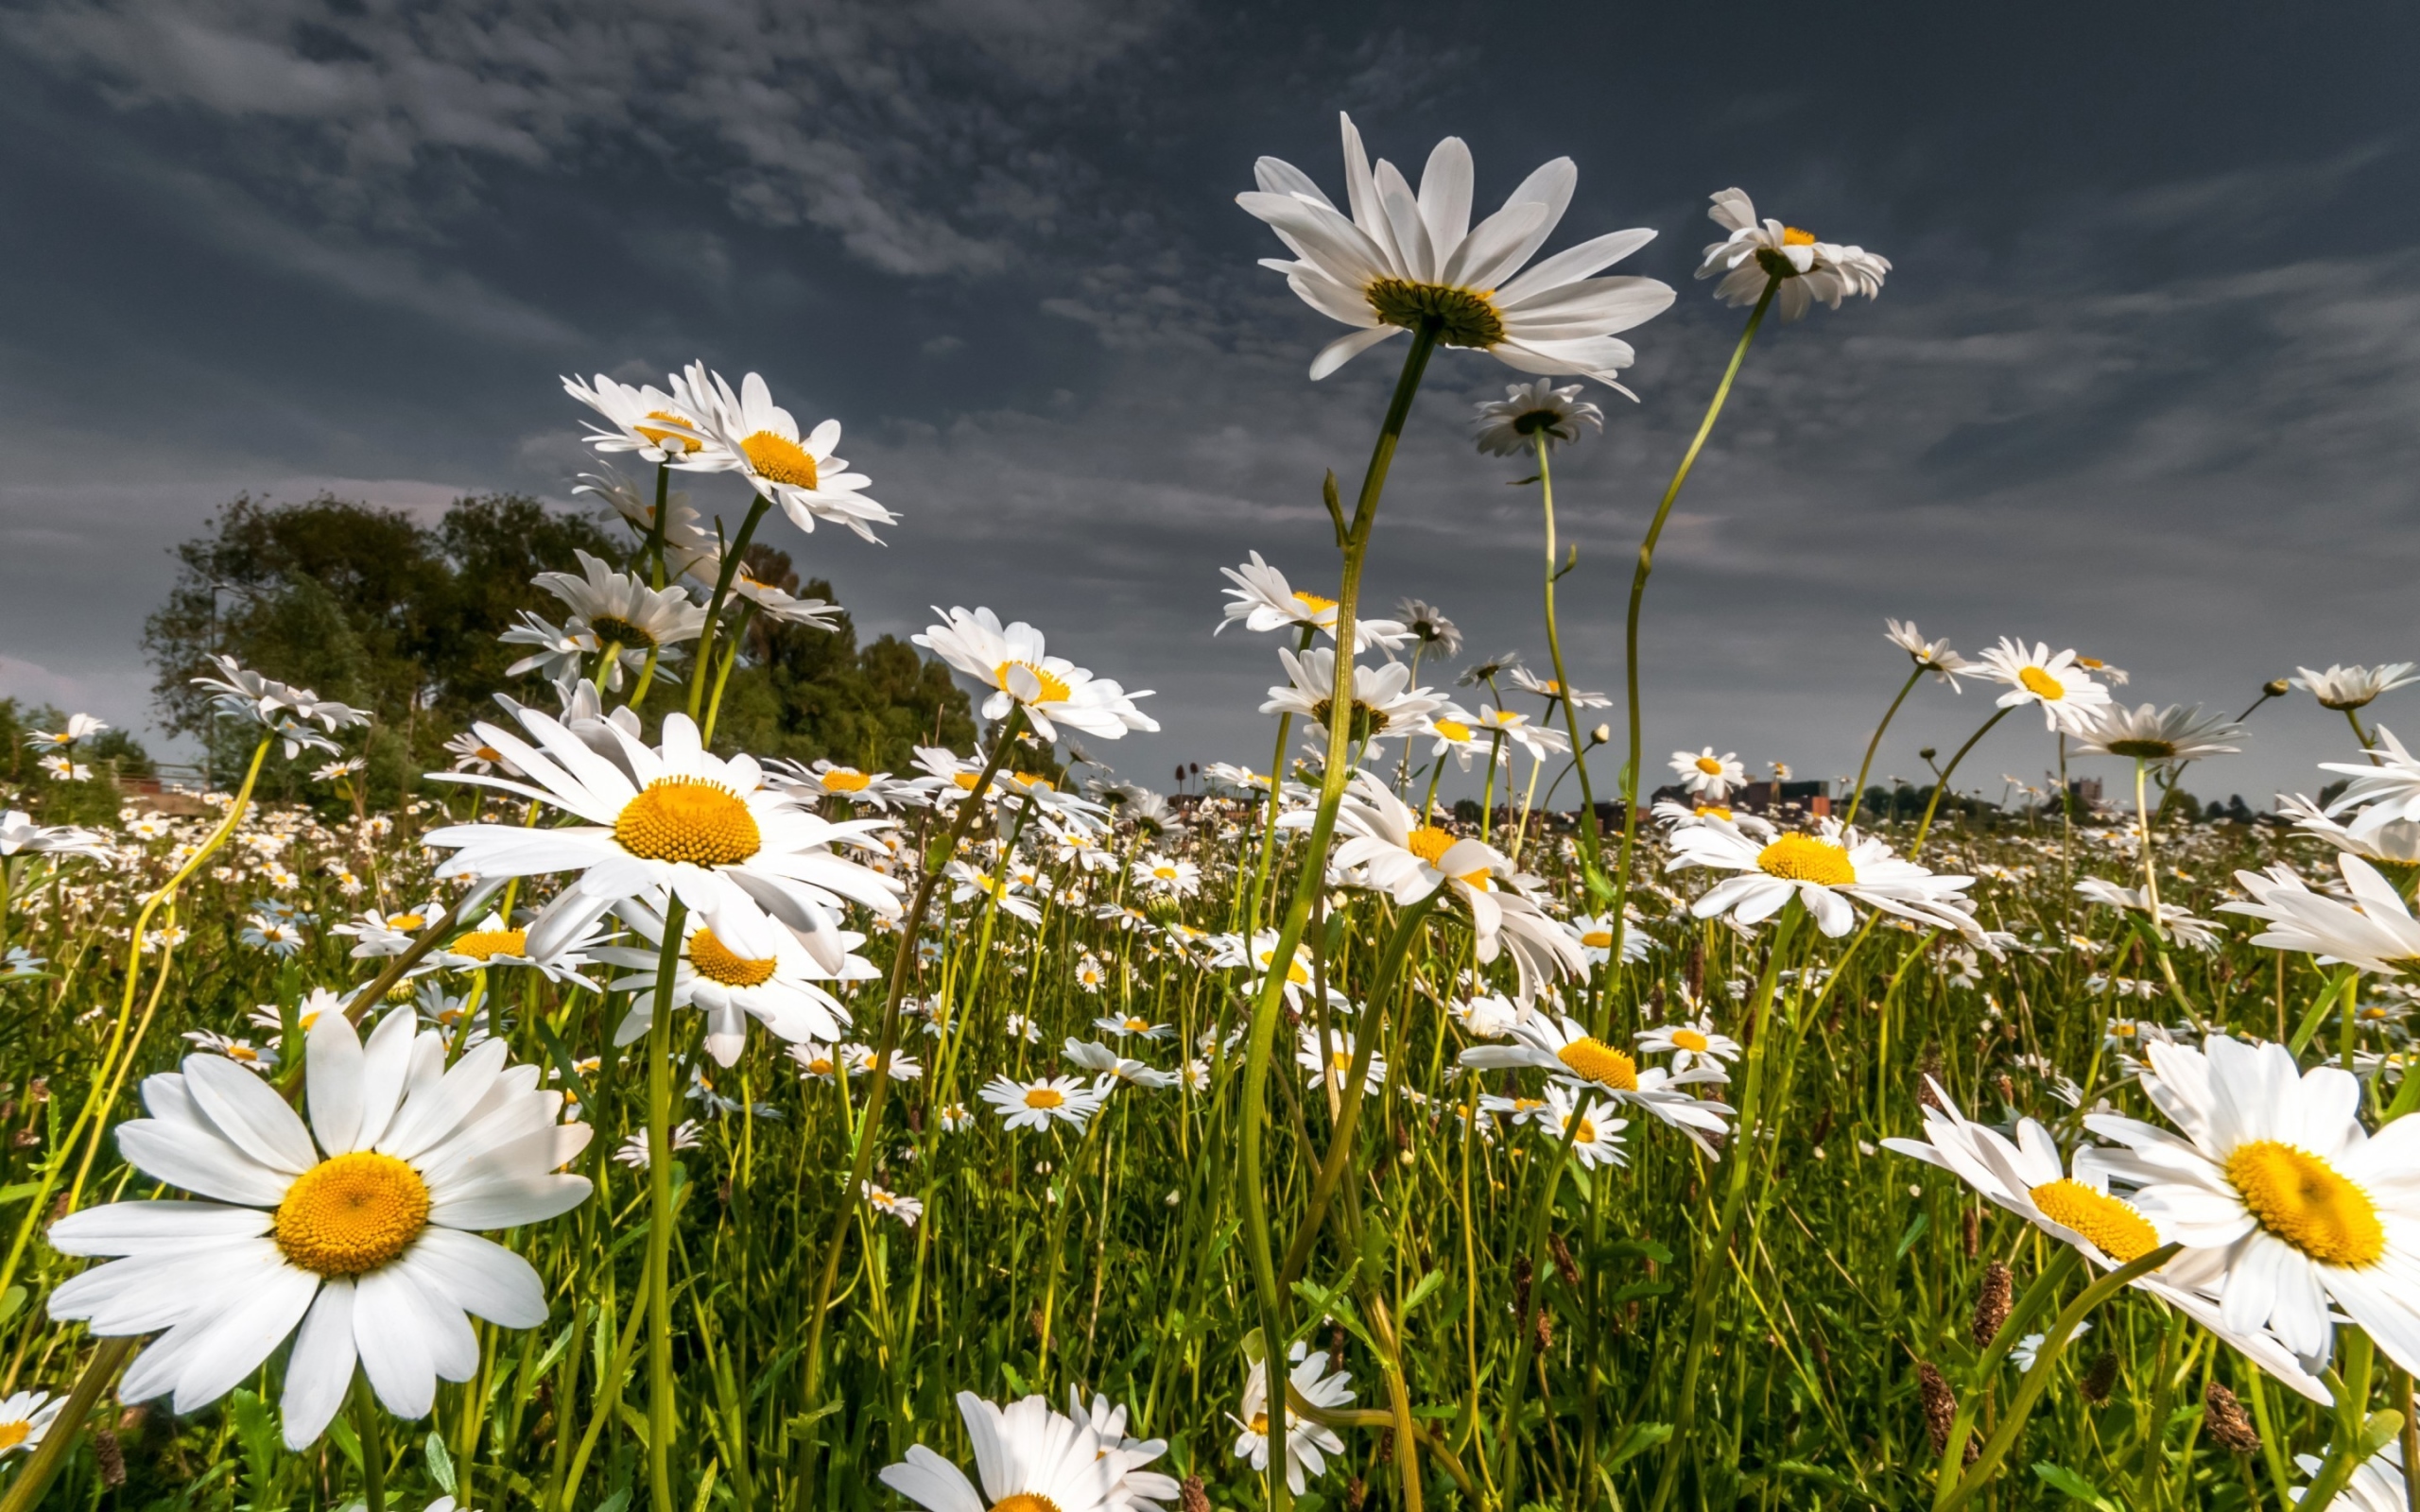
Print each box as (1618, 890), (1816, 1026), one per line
(862, 1183), (923, 1228)
(718, 566), (844, 630)
(46, 1009), (593, 1448)
(1508, 664), (1611, 710)
(916, 607), (1157, 741)
(1298, 1022), (1387, 1096)
(1238, 112), (1674, 387)
(2294, 1441), (2409, 1511)
(1067, 1390), (1181, 1512)
(1668, 816), (1986, 942)
(767, 759), (925, 813)
(2068, 703), (2244, 765)
(1217, 553), (1409, 652)
(0, 1390), (62, 1457)
(1884, 619), (1973, 690)
(1416, 708), (1490, 772)
(1635, 1016), (1739, 1074)
(562, 372), (713, 464)
(26, 713), (107, 750)
(1473, 379), (1602, 455)
(181, 1031), (276, 1074)
(1395, 599), (1461, 659)
(1972, 639), (2113, 734)
(1538, 1083), (1628, 1169)
(2295, 663), (2419, 713)
(881, 1392), (1116, 1512)
(39, 756), (91, 782)
(2219, 853), (2420, 975)
(1696, 188), (1890, 321)
(981, 1074), (1108, 1133)
(592, 897), (870, 1065)
(1231, 1341), (1353, 1495)
(2074, 877), (2223, 950)
(680, 364), (896, 542)
(1094, 1007), (1167, 1040)
(442, 730), (520, 778)
(614, 1121), (702, 1168)
(1460, 1011), (1734, 1155)
(1471, 705), (1568, 764)
(1065, 1040), (1179, 1091)
(499, 612), (600, 690)
(530, 551), (707, 691)
(1672, 747), (1745, 800)
(415, 906), (606, 987)
(190, 656), (368, 758)
(1451, 991), (1523, 1040)
(2320, 729), (2420, 838)
(1262, 648), (1443, 751)
(1567, 911), (1651, 966)
(1652, 796), (1772, 836)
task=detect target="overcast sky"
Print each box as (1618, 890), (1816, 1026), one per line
(3, 1), (2416, 809)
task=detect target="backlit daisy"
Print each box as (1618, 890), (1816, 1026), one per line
(1067, 1390), (1180, 1512)
(1218, 553), (1409, 652)
(1263, 649), (1443, 749)
(2219, 855), (2420, 975)
(1472, 379), (1601, 455)
(532, 551), (707, 686)
(562, 373), (714, 463)
(1696, 188), (1891, 321)
(1567, 911), (1651, 966)
(681, 365), (896, 543)
(2295, 663), (2419, 713)
(1297, 1022), (1386, 1096)
(1884, 619), (1973, 690)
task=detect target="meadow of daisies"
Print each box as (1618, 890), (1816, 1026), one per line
(7, 112), (2420, 1512)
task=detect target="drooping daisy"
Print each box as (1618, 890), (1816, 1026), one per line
(2279, 792), (2420, 876)
(680, 365), (897, 543)
(190, 655), (367, 758)
(1695, 188), (1891, 321)
(561, 373), (714, 464)
(2074, 877), (2223, 950)
(1472, 379), (1602, 455)
(1508, 665), (1611, 710)
(722, 568), (844, 629)
(1230, 1341), (1352, 1495)
(532, 550), (707, 686)
(0, 811), (109, 862)
(424, 707), (904, 934)
(1238, 112), (1674, 387)
(613, 1120), (702, 1169)
(1459, 1011), (1734, 1155)
(1671, 747), (1744, 799)
(2320, 729), (2420, 838)
(1972, 639), (2114, 734)
(47, 1010), (592, 1448)
(1217, 553), (1409, 652)
(0, 1391), (62, 1457)
(2218, 854), (2420, 976)
(2069, 703), (2244, 764)
(499, 612), (600, 690)
(2295, 663), (2420, 713)
(1472, 706), (1566, 763)
(980, 1074), (1107, 1133)
(1394, 599), (1462, 658)
(880, 1392), (1116, 1512)
(916, 608), (1158, 742)
(861, 1182), (924, 1228)
(1263, 648), (1444, 749)
(1668, 816), (1984, 941)
(1634, 1017), (1739, 1074)
(1065, 1039), (1179, 1091)
(1883, 619), (1973, 689)
(594, 898), (870, 1065)
(2085, 1035), (2420, 1373)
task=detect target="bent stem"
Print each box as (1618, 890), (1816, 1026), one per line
(646, 892), (688, 1512)
(1612, 279), (1777, 973)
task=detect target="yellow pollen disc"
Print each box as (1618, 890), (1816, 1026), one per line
(991, 1497), (1063, 1512)
(1756, 834), (1857, 886)
(1434, 719), (1472, 742)
(952, 772), (981, 790)
(614, 778), (762, 867)
(1292, 591), (1338, 613)
(1011, 773), (1054, 791)
(388, 913), (425, 931)
(2110, 1023), (2138, 1038)
(2078, 656), (2106, 670)
(2225, 1140), (2386, 1267)
(1407, 825), (1458, 866)
(1782, 226), (1818, 246)
(1124, 1018), (1149, 1031)
(1695, 756), (1724, 775)
(1247, 1412), (1270, 1435)
(1512, 1098), (1544, 1112)
(228, 1046), (258, 1062)
(273, 1151), (432, 1278)
(2017, 666), (2066, 700)
(1330, 1051), (1353, 1072)
(0, 1422), (27, 1452)
(450, 928), (527, 962)
(820, 768), (873, 792)
(688, 927), (780, 988)
(994, 661), (1072, 703)
(1024, 1087), (1066, 1109)
(741, 430), (820, 490)
(1671, 1028), (1710, 1052)
(475, 746), (504, 763)
(1555, 1037), (1639, 1091)
(805, 1057), (834, 1076)
(1698, 804), (1733, 820)
(2028, 1179), (2159, 1263)
(1574, 1117), (1598, 1143)
(1581, 930), (1614, 949)
(1366, 278), (1506, 348)
(634, 410), (701, 453)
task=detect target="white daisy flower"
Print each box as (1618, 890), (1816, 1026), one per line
(1066, 1390), (1179, 1512)
(1668, 816), (1984, 941)
(2295, 663), (2420, 713)
(182, 1031), (277, 1074)
(1670, 747), (1744, 799)
(1237, 112), (1673, 387)
(2319, 729), (2420, 838)
(2219, 854), (2420, 976)
(46, 1010), (592, 1448)
(1230, 1341), (1352, 1494)
(2292, 1440), (2408, 1511)
(614, 1120), (702, 1169)
(861, 1182), (924, 1228)
(2068, 703), (2245, 764)
(1566, 911), (1651, 966)
(1473, 379), (1602, 455)
(1262, 648), (1443, 750)
(1972, 639), (2114, 734)
(26, 713), (106, 749)
(980, 1074), (1107, 1133)
(1507, 665), (1611, 709)
(1217, 553), (1409, 652)
(1884, 619), (1973, 690)
(1538, 1083), (1628, 1169)
(882, 1392), (1115, 1512)
(2075, 877), (2223, 951)
(680, 365), (897, 543)
(594, 897), (870, 1066)
(1460, 1011), (1734, 1155)
(1695, 188), (1891, 321)
(916, 607), (1158, 742)
(0, 1390), (63, 1457)
(533, 550), (707, 684)
(1064, 1039), (1178, 1091)
(190, 655), (367, 758)
(1472, 706), (1566, 763)
(1297, 1023), (1385, 1096)
(767, 760), (926, 813)
(442, 731), (521, 778)
(561, 373), (714, 464)
(1634, 1017), (1739, 1074)
(0, 811), (109, 862)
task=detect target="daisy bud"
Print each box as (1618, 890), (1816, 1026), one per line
(2080, 1351), (2120, 1407)
(1916, 1363), (1972, 1464)
(2204, 1382), (2260, 1453)
(1971, 1262), (2013, 1349)
(2263, 679), (2291, 697)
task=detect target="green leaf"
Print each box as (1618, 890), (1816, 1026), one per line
(1895, 1211), (1931, 1262)
(0, 1286), (23, 1329)
(2031, 1461), (2123, 1511)
(1400, 1268), (1445, 1318)
(425, 1430), (458, 1496)
(1581, 863), (1616, 902)
(1604, 1421), (1672, 1466)
(0, 1183), (40, 1208)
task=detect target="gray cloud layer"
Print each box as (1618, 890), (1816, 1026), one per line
(3, 1), (2416, 808)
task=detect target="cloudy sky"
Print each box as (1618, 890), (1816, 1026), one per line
(3, 1), (2416, 808)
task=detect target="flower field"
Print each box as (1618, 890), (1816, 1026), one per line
(5, 113), (2419, 1512)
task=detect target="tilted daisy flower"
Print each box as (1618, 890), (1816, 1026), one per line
(26, 712), (106, 749)
(1297, 1022), (1387, 1096)
(861, 1183), (923, 1228)
(1417, 708), (1489, 771)
(1671, 747), (1744, 799)
(191, 655), (368, 758)
(2085, 1035), (2420, 1372)
(1472, 706), (1567, 763)
(980, 1074), (1107, 1133)
(1538, 1083), (1629, 1169)
(1209, 930), (1331, 1010)
(424, 707), (904, 935)
(1239, 113), (1674, 387)
(1668, 816), (1984, 941)
(1884, 619), (1973, 690)
(721, 567), (844, 629)
(1231, 1342), (1352, 1495)
(880, 1392), (1116, 1512)
(1567, 911), (1651, 966)
(561, 373), (714, 464)
(1472, 379), (1602, 455)
(182, 1031), (276, 1074)
(1695, 188), (1891, 321)
(499, 611), (600, 690)
(613, 1120), (701, 1169)
(2279, 792), (2420, 876)
(2218, 854), (2420, 976)
(916, 607), (1158, 741)
(1395, 598), (1461, 658)
(1634, 1016), (1739, 1074)
(414, 905), (606, 987)
(766, 759), (926, 813)
(0, 810), (109, 862)
(2068, 702), (2245, 764)
(1884, 1080), (2329, 1402)
(0, 1390), (62, 1457)
(2320, 729), (2420, 838)
(1065, 1038), (1180, 1091)
(533, 550), (707, 679)
(47, 1009), (592, 1447)
(2075, 876), (2223, 951)
(1508, 664), (1611, 710)
(1217, 553), (1409, 652)
(594, 897), (870, 1065)
(1263, 649), (1443, 749)
(2295, 663), (2419, 713)
(681, 365), (897, 543)
(1460, 1011), (1734, 1155)
(1972, 639), (2114, 734)
(1066, 1390), (1180, 1512)
(442, 730), (521, 778)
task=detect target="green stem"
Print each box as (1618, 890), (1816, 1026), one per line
(687, 496), (773, 723)
(354, 1371), (389, 1512)
(1534, 434), (1600, 868)
(1843, 666), (1926, 826)
(700, 602), (756, 747)
(646, 893), (688, 1512)
(1244, 626), (1320, 932)
(1909, 706), (2011, 858)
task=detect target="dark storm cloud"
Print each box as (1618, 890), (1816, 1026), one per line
(2, 0), (2416, 810)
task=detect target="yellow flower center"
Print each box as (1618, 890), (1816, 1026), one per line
(804, 1057), (834, 1076)
(0, 1422), (28, 1452)
(2077, 656), (2107, 670)
(614, 778), (762, 867)
(1782, 227), (1817, 246)
(2225, 1140), (2385, 1267)
(1580, 930), (1614, 949)
(1671, 1028), (1710, 1053)
(1756, 834), (1857, 887)
(991, 1498), (1063, 1512)
(634, 410), (701, 454)
(387, 913), (425, 931)
(952, 772), (982, 791)
(1247, 1412), (1270, 1435)
(1123, 1018), (1150, 1032)
(1292, 591), (1338, 613)
(450, 928), (527, 962)
(995, 661), (1073, 704)
(227, 1045), (258, 1062)
(1408, 825), (1458, 866)
(819, 768), (872, 792)
(1433, 719), (1472, 742)
(688, 927), (780, 988)
(741, 431), (820, 490)
(1024, 1086), (1066, 1109)
(475, 746), (504, 762)
(273, 1151), (432, 1278)
(2017, 666), (2066, 701)
(1366, 278), (1505, 348)
(1697, 804), (1733, 821)
(1573, 1116), (1599, 1144)
(2028, 1178), (2159, 1263)
(1554, 1037), (1639, 1091)
(1010, 773), (1054, 791)
(1695, 756), (1724, 776)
